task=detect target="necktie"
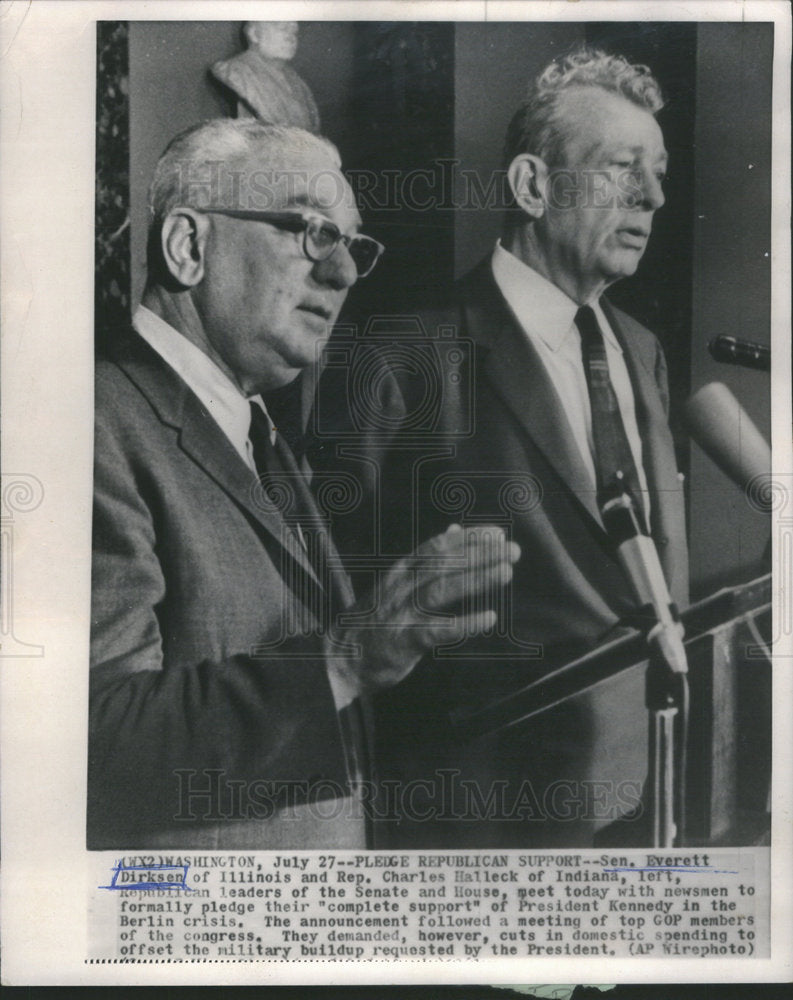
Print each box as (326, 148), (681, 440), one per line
(248, 403), (370, 785)
(248, 400), (280, 481)
(575, 305), (645, 526)
(263, 375), (306, 461)
(248, 401), (366, 788)
(249, 400), (341, 613)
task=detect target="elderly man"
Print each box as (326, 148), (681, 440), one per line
(367, 48), (689, 847)
(88, 119), (518, 849)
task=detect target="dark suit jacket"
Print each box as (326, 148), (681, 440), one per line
(89, 329), (364, 849)
(365, 258), (689, 847)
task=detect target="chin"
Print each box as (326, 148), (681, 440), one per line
(604, 256), (642, 282)
(288, 342), (326, 371)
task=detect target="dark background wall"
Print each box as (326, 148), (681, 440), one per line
(341, 23), (455, 320)
(688, 22), (773, 594)
(454, 22), (585, 277)
(117, 19), (772, 594)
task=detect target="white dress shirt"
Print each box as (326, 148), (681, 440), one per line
(133, 305), (273, 471)
(490, 242), (650, 520)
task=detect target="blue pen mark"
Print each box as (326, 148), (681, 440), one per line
(99, 860), (192, 891)
(603, 867), (738, 874)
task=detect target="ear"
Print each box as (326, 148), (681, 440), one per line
(159, 209), (210, 288)
(507, 153), (549, 220)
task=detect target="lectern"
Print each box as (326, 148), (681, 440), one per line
(451, 574), (772, 847)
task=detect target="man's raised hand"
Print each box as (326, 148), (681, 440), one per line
(326, 524), (521, 707)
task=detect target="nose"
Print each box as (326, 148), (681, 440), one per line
(313, 242), (358, 290)
(639, 166), (665, 211)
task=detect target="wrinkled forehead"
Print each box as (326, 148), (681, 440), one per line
(555, 86), (667, 162)
(228, 147), (360, 225)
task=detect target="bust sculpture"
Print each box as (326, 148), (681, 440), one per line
(211, 21), (320, 133)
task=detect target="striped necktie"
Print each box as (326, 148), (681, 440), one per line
(575, 305), (645, 527)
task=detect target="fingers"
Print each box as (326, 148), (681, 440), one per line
(339, 525), (518, 693)
(407, 524), (520, 610)
(406, 608), (500, 655)
(342, 604), (502, 695)
(345, 526), (521, 688)
(377, 525), (517, 613)
(391, 525), (520, 652)
(426, 523), (518, 557)
(415, 555), (514, 614)
(412, 525), (519, 576)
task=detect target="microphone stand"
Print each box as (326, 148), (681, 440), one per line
(601, 489), (690, 848)
(646, 645), (689, 847)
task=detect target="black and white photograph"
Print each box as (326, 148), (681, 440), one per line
(91, 15), (774, 851)
(1, 0), (790, 986)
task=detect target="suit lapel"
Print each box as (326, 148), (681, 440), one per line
(113, 330), (325, 590)
(462, 263), (602, 527)
(600, 301), (680, 542)
(458, 261), (687, 605)
(601, 302), (687, 601)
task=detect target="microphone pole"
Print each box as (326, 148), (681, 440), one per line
(601, 485), (689, 847)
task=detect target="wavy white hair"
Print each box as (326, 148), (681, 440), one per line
(504, 47), (665, 170)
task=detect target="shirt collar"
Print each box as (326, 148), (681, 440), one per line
(133, 305), (264, 459)
(491, 241), (622, 353)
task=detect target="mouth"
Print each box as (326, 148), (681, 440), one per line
(616, 226), (650, 248)
(619, 225), (649, 238)
(297, 303), (333, 323)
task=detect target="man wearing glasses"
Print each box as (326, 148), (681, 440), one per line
(89, 119), (518, 849)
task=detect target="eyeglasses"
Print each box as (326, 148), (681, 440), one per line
(197, 208), (385, 278)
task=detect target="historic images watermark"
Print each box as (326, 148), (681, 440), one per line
(172, 159), (652, 214)
(172, 768), (644, 827)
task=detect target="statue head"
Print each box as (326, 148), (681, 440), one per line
(243, 21), (299, 61)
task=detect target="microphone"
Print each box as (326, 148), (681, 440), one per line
(601, 486), (687, 675)
(602, 482), (689, 847)
(682, 382), (771, 492)
(708, 335), (770, 372)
